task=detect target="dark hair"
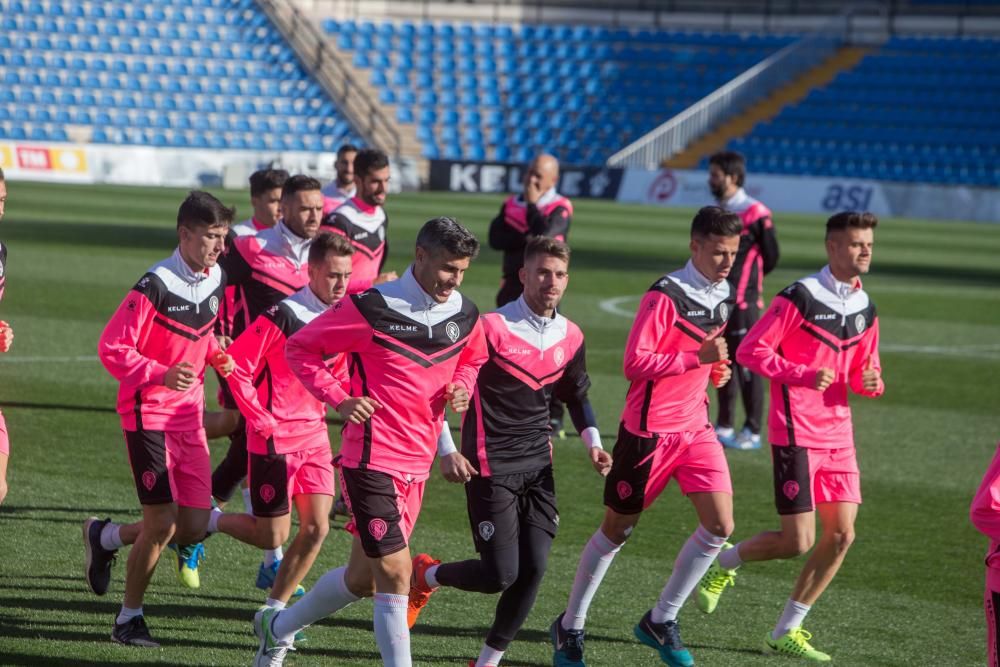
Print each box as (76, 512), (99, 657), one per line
(249, 168), (289, 197)
(337, 144), (359, 158)
(353, 148), (389, 179)
(826, 211), (878, 239)
(0, 166), (5, 182)
(177, 191), (235, 230)
(708, 151), (746, 188)
(281, 174), (323, 200)
(416, 216), (480, 259)
(524, 235), (571, 264)
(690, 206), (741, 239)
(308, 231), (355, 264)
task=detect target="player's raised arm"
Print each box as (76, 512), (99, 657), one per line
(622, 290), (701, 382)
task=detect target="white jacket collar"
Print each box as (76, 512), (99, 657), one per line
(819, 265), (861, 300)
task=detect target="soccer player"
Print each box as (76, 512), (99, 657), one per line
(321, 144), (358, 216)
(206, 168), (289, 440)
(321, 147), (397, 294)
(82, 191), (235, 647)
(488, 153), (573, 438)
(708, 151), (779, 451)
(549, 206), (739, 667)
(206, 174), (324, 593)
(697, 211), (883, 662)
(0, 167), (11, 505)
(408, 236), (613, 667)
(206, 232), (354, 612)
(971, 439), (1000, 667)
(252, 217), (488, 667)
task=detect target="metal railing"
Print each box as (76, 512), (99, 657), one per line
(606, 10), (853, 169)
(255, 0), (402, 157)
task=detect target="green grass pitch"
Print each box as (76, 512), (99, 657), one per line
(0, 181), (997, 665)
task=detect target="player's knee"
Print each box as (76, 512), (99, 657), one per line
(827, 528), (855, 555)
(298, 518), (329, 546)
(258, 526), (287, 550)
(481, 563), (519, 593)
(144, 515), (177, 544)
(706, 519), (735, 539)
(782, 532), (815, 557)
(346, 571), (375, 598)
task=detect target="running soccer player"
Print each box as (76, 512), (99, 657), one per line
(321, 144), (358, 216)
(708, 151), (779, 451)
(408, 236), (612, 667)
(82, 191), (235, 647)
(321, 148), (397, 294)
(971, 439), (1000, 667)
(252, 217), (488, 667)
(697, 211), (883, 662)
(206, 174), (324, 593)
(549, 206), (740, 667)
(0, 167), (11, 505)
(206, 232), (353, 612)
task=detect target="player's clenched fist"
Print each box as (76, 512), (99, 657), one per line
(210, 351), (235, 378)
(861, 357), (881, 393)
(698, 327), (728, 364)
(337, 396), (382, 424)
(710, 359), (732, 388)
(445, 383), (470, 413)
(165, 361), (196, 391)
(439, 451), (478, 484)
(814, 367), (835, 391)
(0, 320), (12, 353)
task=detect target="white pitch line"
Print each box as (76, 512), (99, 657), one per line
(0, 355), (99, 363)
(597, 296), (1000, 360)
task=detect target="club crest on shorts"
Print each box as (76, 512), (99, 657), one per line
(553, 346), (565, 366)
(855, 313), (866, 333)
(209, 296), (219, 315)
(259, 484), (276, 504)
(141, 470), (157, 491)
(783, 480), (800, 500)
(445, 321), (460, 343)
(369, 518), (388, 541)
(616, 480), (633, 500)
(478, 521), (495, 542)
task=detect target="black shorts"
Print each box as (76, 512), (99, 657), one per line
(772, 444), (813, 515)
(125, 429), (173, 505)
(603, 423), (659, 515)
(466, 466), (559, 553)
(341, 467), (421, 558)
(249, 452), (291, 518)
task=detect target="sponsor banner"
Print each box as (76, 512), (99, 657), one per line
(618, 167), (1000, 223)
(429, 159), (624, 200)
(0, 143), (90, 182)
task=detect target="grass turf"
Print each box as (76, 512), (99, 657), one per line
(0, 181), (997, 665)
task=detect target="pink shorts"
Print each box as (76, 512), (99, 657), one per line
(605, 423), (732, 514)
(124, 428), (211, 509)
(248, 444), (334, 517)
(771, 445), (861, 514)
(0, 409), (8, 456)
(340, 466), (426, 557)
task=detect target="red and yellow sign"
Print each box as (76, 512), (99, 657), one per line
(0, 144), (88, 173)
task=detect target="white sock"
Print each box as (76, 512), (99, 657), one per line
(373, 592), (412, 667)
(651, 525), (728, 623)
(424, 564), (440, 588)
(772, 599), (812, 640)
(477, 644), (504, 666)
(265, 598), (286, 610)
(272, 566), (358, 642)
(242, 487), (254, 515)
(264, 546), (283, 567)
(206, 507), (223, 534)
(100, 522), (124, 551)
(717, 542), (744, 570)
(562, 529), (623, 631)
(116, 605), (143, 625)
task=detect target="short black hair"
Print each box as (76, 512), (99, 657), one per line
(416, 216), (480, 259)
(0, 166), (5, 182)
(708, 151), (746, 188)
(825, 211), (878, 239)
(337, 144), (359, 158)
(177, 191), (235, 230)
(281, 174), (323, 200)
(354, 148), (389, 179)
(249, 168), (289, 197)
(308, 231), (354, 264)
(690, 206), (742, 239)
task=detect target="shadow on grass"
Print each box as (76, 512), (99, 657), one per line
(0, 652), (174, 667)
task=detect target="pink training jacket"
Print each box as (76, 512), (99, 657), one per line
(736, 266), (883, 450)
(216, 218), (270, 340)
(620, 261), (735, 435)
(321, 197), (388, 295)
(971, 443), (1000, 591)
(226, 285), (346, 455)
(98, 249), (225, 432)
(286, 267), (488, 480)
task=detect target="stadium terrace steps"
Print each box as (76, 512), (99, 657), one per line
(666, 46), (871, 169)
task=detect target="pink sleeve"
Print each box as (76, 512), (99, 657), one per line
(225, 317), (280, 438)
(98, 292), (170, 390)
(849, 318), (884, 397)
(971, 445), (1000, 541)
(736, 296), (816, 387)
(450, 318), (489, 395)
(347, 276), (375, 294)
(285, 299), (371, 409)
(622, 291), (700, 382)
